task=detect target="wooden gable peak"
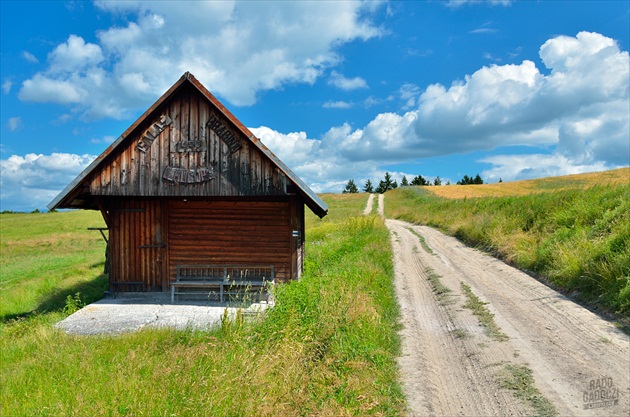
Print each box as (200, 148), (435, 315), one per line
(48, 72), (328, 218)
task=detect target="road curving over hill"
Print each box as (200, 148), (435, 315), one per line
(383, 212), (629, 416)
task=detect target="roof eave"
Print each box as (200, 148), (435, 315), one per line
(247, 134), (328, 218)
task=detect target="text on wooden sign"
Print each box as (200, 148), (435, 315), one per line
(207, 114), (241, 154)
(163, 166), (214, 184)
(137, 115), (172, 153)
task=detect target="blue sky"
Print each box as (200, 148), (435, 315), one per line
(1, 0), (629, 211)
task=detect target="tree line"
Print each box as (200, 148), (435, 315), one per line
(342, 172), (485, 194)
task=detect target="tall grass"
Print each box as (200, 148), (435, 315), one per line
(1, 194), (405, 416)
(387, 183), (630, 318)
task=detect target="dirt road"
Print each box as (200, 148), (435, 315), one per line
(376, 196), (629, 416)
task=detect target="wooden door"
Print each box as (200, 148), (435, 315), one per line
(110, 200), (165, 291)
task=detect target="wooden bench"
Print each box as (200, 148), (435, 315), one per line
(171, 266), (226, 303)
(171, 265), (274, 303)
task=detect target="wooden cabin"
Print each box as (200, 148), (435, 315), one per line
(49, 72), (328, 292)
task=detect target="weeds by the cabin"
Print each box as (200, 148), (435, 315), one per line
(387, 171), (630, 319)
(63, 292), (85, 315)
(0, 194), (405, 416)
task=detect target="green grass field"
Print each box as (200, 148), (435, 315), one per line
(1, 195), (405, 416)
(2, 168), (627, 415)
(0, 210), (108, 320)
(386, 170), (630, 320)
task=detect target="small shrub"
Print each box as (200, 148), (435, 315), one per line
(63, 292), (84, 315)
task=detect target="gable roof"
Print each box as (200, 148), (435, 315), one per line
(48, 72), (328, 218)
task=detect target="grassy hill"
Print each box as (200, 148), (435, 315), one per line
(427, 167), (629, 199)
(387, 167), (630, 321)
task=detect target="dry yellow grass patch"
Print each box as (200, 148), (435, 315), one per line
(425, 167), (629, 199)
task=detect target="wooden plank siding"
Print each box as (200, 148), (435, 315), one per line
(105, 197), (299, 291)
(167, 199), (293, 284)
(88, 84), (287, 199)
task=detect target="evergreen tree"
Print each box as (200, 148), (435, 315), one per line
(457, 175), (471, 185)
(401, 176), (409, 186)
(342, 179), (359, 193)
(433, 176), (442, 186)
(376, 172), (397, 193)
(457, 174), (483, 185)
(411, 175), (429, 186)
(364, 179), (374, 193)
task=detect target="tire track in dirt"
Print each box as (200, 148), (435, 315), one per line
(377, 193), (384, 217)
(364, 193), (375, 215)
(389, 221), (532, 416)
(385, 216), (629, 417)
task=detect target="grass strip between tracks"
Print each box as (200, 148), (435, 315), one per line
(460, 282), (509, 342)
(499, 364), (558, 417)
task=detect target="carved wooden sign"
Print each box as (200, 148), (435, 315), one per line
(207, 114), (241, 153)
(163, 166), (214, 184)
(175, 140), (206, 153)
(133, 113), (234, 185)
(137, 115), (172, 153)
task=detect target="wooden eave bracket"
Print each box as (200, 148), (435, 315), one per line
(96, 199), (112, 228)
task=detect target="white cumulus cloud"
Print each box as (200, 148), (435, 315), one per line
(254, 32), (628, 188)
(48, 34), (104, 73)
(19, 73), (87, 104)
(18, 1), (384, 119)
(328, 71), (369, 91)
(0, 153), (96, 211)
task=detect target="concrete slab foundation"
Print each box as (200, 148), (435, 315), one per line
(55, 292), (272, 335)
